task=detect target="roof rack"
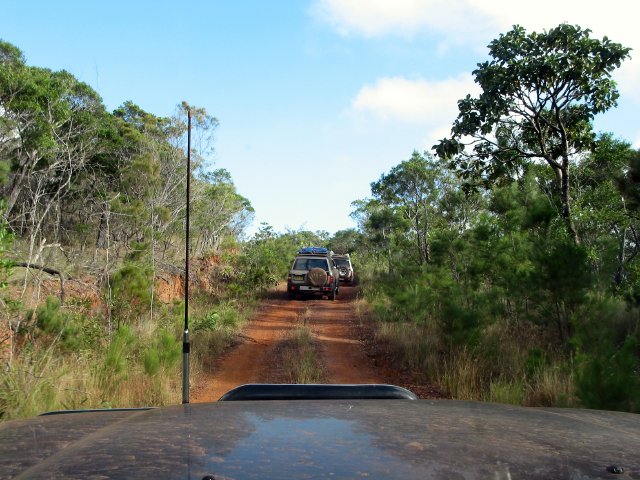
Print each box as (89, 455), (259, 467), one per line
(297, 246), (332, 255)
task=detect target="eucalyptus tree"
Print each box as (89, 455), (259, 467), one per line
(0, 41), (110, 301)
(371, 151), (454, 264)
(0, 41), (107, 232)
(350, 198), (408, 273)
(192, 169), (253, 255)
(434, 24), (631, 244)
(328, 228), (362, 255)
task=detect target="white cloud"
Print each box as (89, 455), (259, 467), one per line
(349, 74), (480, 152)
(423, 125), (452, 150)
(314, 0), (637, 44)
(351, 74), (477, 123)
(474, 1), (639, 99)
(312, 0), (496, 40)
(313, 0), (639, 97)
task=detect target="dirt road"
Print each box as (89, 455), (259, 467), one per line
(192, 284), (433, 402)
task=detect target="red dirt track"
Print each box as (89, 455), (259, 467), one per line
(191, 284), (439, 402)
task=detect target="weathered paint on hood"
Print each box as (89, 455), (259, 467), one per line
(1, 399), (639, 479)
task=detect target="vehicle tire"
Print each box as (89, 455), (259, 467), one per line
(308, 268), (328, 287)
(287, 291), (295, 300)
(330, 288), (336, 301)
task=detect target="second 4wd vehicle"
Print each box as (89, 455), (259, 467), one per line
(332, 253), (354, 284)
(287, 247), (340, 300)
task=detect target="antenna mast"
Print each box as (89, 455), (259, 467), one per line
(182, 109), (192, 404)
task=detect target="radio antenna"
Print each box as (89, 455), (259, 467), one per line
(182, 108), (192, 404)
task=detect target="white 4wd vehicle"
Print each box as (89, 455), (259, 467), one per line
(332, 254), (354, 284)
(287, 247), (340, 300)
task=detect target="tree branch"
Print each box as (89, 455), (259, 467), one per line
(13, 262), (66, 303)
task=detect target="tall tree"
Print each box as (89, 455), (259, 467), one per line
(434, 24), (631, 244)
(0, 42), (106, 224)
(371, 151), (452, 264)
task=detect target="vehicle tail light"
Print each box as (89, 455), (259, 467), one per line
(329, 275), (333, 284)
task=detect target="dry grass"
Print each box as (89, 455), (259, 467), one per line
(525, 365), (576, 407)
(368, 313), (577, 406)
(438, 348), (485, 400)
(374, 321), (441, 380)
(279, 311), (324, 383)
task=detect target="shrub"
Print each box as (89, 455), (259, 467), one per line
(142, 329), (181, 377)
(108, 261), (152, 325)
(34, 297), (82, 351)
(575, 335), (640, 412)
(572, 297), (640, 412)
(97, 326), (136, 396)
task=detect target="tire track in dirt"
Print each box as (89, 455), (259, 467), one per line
(191, 285), (386, 402)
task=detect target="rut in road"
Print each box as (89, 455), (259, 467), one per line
(191, 285), (389, 402)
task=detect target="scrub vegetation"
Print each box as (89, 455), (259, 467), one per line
(353, 25), (639, 412)
(0, 39), (331, 420)
(1, 23), (639, 419)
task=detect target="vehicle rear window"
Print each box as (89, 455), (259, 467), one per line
(293, 258), (328, 270)
(334, 259), (350, 267)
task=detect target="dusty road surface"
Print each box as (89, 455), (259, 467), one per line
(192, 284), (436, 402)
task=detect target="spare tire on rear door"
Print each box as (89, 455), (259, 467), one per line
(308, 268), (327, 286)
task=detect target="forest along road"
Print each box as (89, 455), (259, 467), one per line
(191, 284), (410, 403)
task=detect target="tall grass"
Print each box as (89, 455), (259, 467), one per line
(1, 345), (61, 420)
(279, 311), (324, 383)
(1, 293), (254, 421)
(363, 281), (581, 407)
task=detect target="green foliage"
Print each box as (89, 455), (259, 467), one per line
(572, 297), (640, 412)
(228, 225), (326, 295)
(0, 39), (259, 418)
(193, 310), (219, 332)
(487, 379), (526, 405)
(575, 335), (640, 412)
(434, 23), (631, 241)
(525, 348), (548, 379)
(328, 228), (362, 254)
(142, 329), (181, 377)
(108, 255), (153, 325)
(97, 326), (136, 395)
(192, 169), (254, 255)
(355, 128), (637, 410)
(0, 346), (60, 420)
(193, 303), (242, 332)
(34, 297), (83, 351)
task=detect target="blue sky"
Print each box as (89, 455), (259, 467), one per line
(2, 0), (639, 236)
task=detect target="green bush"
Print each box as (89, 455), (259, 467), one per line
(34, 297), (82, 351)
(575, 335), (640, 412)
(108, 260), (152, 325)
(573, 297), (640, 412)
(142, 329), (181, 376)
(98, 326), (136, 395)
(193, 310), (219, 332)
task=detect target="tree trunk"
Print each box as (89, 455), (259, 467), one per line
(96, 211), (108, 249)
(557, 164), (580, 245)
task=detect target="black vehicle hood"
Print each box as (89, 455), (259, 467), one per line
(1, 399), (639, 479)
